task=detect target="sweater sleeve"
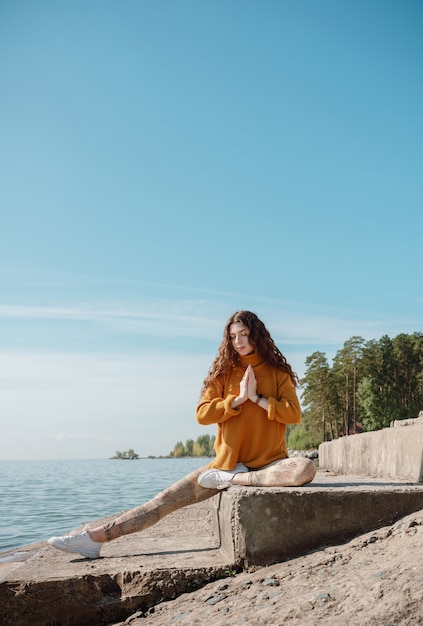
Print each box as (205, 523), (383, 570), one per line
(267, 371), (302, 425)
(196, 378), (242, 426)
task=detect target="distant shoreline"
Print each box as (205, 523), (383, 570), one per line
(110, 455), (215, 460)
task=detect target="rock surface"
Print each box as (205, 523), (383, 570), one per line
(1, 501), (230, 626)
(2, 471), (423, 625)
(118, 510), (423, 626)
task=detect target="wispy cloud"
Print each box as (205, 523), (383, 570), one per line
(1, 270), (420, 361)
(1, 281), (420, 460)
(0, 294), (420, 349)
(0, 351), (211, 387)
(0, 301), (222, 340)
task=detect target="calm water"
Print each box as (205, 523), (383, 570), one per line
(0, 457), (209, 553)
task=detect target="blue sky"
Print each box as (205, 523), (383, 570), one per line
(0, 0), (421, 460)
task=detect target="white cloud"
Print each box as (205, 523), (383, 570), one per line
(0, 301), (223, 340)
(0, 297), (419, 348)
(1, 283), (420, 460)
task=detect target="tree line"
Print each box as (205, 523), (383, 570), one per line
(287, 332), (423, 450)
(110, 438), (216, 460)
(170, 434), (216, 457)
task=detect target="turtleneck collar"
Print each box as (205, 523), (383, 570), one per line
(238, 352), (263, 368)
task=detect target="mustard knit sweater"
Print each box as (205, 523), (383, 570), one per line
(196, 352), (302, 471)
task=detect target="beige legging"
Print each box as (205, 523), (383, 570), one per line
(102, 457), (316, 542)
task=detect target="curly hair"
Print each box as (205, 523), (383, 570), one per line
(202, 311), (299, 391)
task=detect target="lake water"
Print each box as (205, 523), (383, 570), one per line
(0, 457), (209, 553)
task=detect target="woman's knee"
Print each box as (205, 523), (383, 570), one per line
(290, 457), (316, 485)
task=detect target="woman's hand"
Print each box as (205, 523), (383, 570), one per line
(235, 367), (249, 405)
(246, 365), (258, 401)
(231, 365), (258, 408)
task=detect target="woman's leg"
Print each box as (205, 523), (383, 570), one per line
(97, 465), (218, 542)
(48, 466), (219, 557)
(231, 457), (316, 487)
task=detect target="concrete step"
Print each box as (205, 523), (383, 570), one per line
(3, 471), (423, 625)
(214, 470), (423, 566)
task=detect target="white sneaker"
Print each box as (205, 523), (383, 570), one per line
(198, 463), (249, 489)
(48, 530), (102, 559)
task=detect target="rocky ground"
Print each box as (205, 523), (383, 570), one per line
(3, 472), (422, 626)
(112, 510), (423, 626)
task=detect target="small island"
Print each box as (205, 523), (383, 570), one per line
(111, 449), (139, 460)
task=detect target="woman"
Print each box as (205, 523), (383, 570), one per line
(48, 311), (316, 559)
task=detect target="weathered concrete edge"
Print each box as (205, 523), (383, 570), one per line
(0, 504), (237, 626)
(216, 484), (423, 567)
(0, 562), (238, 626)
(319, 425), (423, 481)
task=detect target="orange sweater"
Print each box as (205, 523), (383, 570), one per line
(196, 353), (301, 470)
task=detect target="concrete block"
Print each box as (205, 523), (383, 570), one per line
(319, 426), (423, 481)
(213, 475), (423, 567)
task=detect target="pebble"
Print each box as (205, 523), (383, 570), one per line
(204, 593), (227, 605)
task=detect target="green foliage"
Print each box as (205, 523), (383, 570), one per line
(170, 434), (216, 457)
(356, 332), (423, 430)
(113, 449), (139, 459)
(300, 351), (339, 444)
(286, 421), (321, 450)
(224, 568), (238, 577)
(301, 332), (423, 439)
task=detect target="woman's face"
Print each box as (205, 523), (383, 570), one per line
(229, 322), (255, 356)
